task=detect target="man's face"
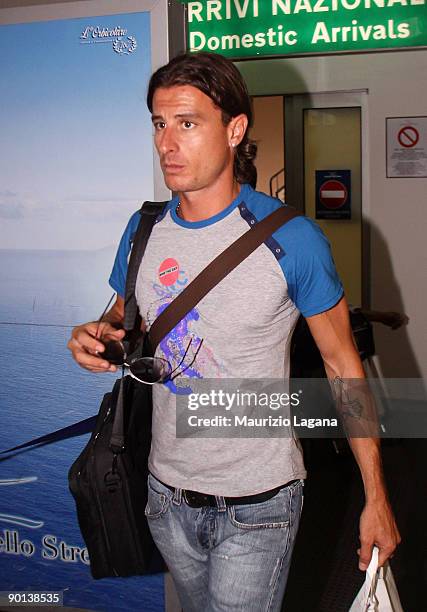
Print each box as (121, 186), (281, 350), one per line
(151, 85), (239, 194)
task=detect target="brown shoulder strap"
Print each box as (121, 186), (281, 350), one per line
(148, 205), (301, 352)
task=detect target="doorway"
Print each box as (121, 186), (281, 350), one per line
(251, 91), (367, 307)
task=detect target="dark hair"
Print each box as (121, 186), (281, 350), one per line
(147, 52), (257, 188)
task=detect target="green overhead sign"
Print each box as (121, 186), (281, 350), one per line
(181, 0), (426, 58)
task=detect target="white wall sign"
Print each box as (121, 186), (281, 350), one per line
(386, 116), (427, 178)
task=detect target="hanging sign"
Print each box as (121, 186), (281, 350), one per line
(182, 0), (427, 58)
(386, 117), (427, 177)
(315, 170), (352, 219)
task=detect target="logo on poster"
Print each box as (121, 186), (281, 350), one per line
(0, 478), (89, 565)
(0, 529), (89, 565)
(113, 36), (137, 55)
(80, 26), (137, 54)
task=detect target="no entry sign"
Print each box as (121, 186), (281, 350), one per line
(319, 179), (348, 209)
(316, 171), (352, 220)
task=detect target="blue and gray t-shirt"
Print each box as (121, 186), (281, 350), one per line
(110, 184), (343, 496)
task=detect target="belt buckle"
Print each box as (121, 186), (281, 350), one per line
(183, 489), (211, 508)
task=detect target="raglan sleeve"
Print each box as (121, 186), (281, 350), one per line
(283, 217), (344, 318)
(108, 211), (140, 298)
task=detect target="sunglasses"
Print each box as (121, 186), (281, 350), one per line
(95, 294), (203, 385)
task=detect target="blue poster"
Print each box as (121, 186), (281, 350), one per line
(0, 12), (164, 611)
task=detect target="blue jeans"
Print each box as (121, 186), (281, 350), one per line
(145, 474), (304, 612)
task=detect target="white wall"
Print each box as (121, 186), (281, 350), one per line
(238, 50), (427, 379)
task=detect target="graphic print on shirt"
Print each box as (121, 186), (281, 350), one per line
(152, 257), (188, 299)
(158, 257), (180, 287)
(147, 258), (223, 394)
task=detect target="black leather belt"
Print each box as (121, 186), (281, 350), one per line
(155, 476), (300, 508)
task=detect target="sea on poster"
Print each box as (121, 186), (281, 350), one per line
(0, 11), (164, 611)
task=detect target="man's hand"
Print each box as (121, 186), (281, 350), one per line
(358, 497), (401, 570)
(67, 294), (125, 372)
(67, 321), (126, 373)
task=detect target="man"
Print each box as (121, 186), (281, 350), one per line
(68, 52), (400, 611)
